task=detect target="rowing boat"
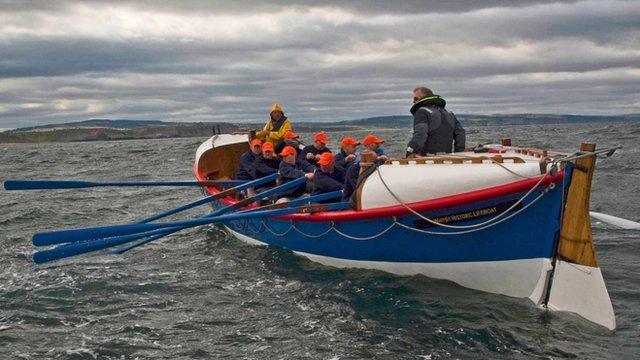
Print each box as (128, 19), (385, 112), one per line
(193, 134), (616, 330)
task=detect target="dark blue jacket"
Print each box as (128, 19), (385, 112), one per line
(342, 161), (360, 201)
(278, 159), (315, 197)
(252, 156), (281, 186)
(334, 149), (359, 171)
(236, 151), (259, 180)
(408, 96), (466, 155)
(299, 145), (331, 166)
(274, 139), (305, 155)
(312, 165), (346, 195)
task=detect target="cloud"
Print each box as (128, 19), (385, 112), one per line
(0, 0), (638, 128)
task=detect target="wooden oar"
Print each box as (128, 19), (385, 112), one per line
(33, 177), (307, 246)
(590, 211), (640, 230)
(112, 190), (344, 254)
(33, 201), (351, 263)
(3, 179), (246, 191)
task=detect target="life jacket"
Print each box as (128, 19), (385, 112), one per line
(271, 115), (288, 132)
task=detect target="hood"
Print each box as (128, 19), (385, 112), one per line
(410, 95), (446, 115)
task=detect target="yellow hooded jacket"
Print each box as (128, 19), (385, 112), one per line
(256, 103), (293, 146)
(256, 117), (292, 146)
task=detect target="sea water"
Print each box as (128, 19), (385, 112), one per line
(0, 122), (638, 359)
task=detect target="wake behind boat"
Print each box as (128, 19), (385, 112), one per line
(194, 134), (617, 330)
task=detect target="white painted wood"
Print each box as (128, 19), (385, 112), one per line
(547, 259), (616, 330)
(195, 134), (248, 164)
(590, 211), (640, 230)
(226, 224), (547, 298)
(360, 161), (543, 209)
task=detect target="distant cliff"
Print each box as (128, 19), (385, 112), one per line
(0, 121), (240, 143)
(1, 114), (636, 143)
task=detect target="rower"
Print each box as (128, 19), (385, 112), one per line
(277, 146), (315, 200)
(255, 103), (293, 148)
(274, 130), (304, 155)
(362, 134), (389, 165)
(300, 131), (331, 166)
(251, 142), (280, 188)
(236, 139), (262, 181)
(312, 152), (346, 197)
(335, 136), (360, 171)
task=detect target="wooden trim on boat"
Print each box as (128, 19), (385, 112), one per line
(355, 151), (377, 211)
(385, 156), (526, 165)
(557, 143), (598, 267)
(513, 147), (550, 159)
(198, 142), (248, 180)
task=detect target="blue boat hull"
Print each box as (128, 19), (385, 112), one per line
(211, 173), (567, 299)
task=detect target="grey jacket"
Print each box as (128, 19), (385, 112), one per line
(407, 96), (466, 155)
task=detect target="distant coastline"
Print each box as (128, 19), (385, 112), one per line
(1, 114), (637, 143)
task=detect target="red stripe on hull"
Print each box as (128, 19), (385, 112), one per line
(193, 162), (563, 223)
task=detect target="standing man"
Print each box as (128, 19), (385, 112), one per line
(255, 103), (293, 148)
(406, 87), (465, 157)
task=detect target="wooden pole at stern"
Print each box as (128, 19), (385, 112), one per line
(354, 151), (377, 211)
(557, 143), (598, 267)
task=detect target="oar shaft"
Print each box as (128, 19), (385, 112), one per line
(3, 179), (247, 191)
(114, 190), (344, 254)
(34, 201), (352, 263)
(137, 173), (280, 223)
(33, 176), (305, 246)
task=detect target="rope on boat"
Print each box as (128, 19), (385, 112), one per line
(375, 166), (553, 230)
(248, 186), (548, 239)
(229, 146), (620, 240)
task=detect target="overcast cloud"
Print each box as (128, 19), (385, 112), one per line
(1, 0), (639, 128)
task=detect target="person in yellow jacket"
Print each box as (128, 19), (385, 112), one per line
(255, 103), (293, 148)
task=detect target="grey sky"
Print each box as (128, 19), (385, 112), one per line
(1, 0), (639, 128)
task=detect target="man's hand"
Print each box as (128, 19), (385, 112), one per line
(304, 173), (314, 180)
(346, 154), (356, 162)
(378, 155), (389, 162)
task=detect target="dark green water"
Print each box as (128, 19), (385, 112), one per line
(1, 123), (639, 359)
